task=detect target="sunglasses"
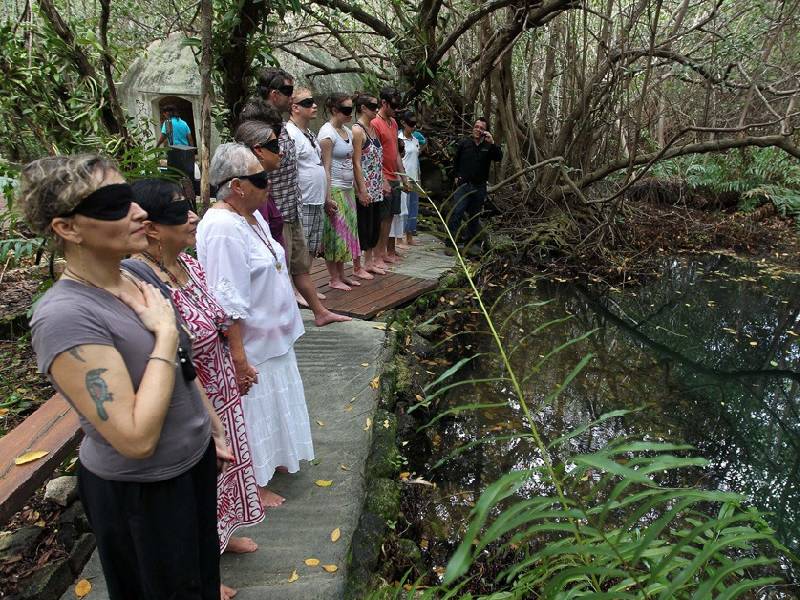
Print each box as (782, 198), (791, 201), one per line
(389, 99), (402, 109)
(219, 171), (270, 189)
(337, 105), (354, 116)
(256, 138), (281, 155)
(272, 84), (294, 97)
(364, 101), (379, 111)
(294, 97), (315, 108)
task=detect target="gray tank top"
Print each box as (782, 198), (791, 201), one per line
(30, 270), (211, 482)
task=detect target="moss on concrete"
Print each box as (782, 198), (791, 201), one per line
(364, 478), (401, 522)
(364, 410), (400, 480)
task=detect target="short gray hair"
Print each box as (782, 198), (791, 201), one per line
(210, 142), (261, 202)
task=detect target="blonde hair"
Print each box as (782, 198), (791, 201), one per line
(291, 87), (313, 103)
(19, 154), (119, 238)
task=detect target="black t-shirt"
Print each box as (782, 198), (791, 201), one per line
(453, 137), (503, 185)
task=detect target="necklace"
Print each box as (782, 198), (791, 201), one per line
(247, 220), (283, 271)
(62, 267), (132, 294)
(222, 202), (283, 271)
(139, 251), (189, 288)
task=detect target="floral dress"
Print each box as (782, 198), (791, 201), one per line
(169, 253), (264, 550)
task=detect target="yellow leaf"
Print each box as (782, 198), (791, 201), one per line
(399, 472), (411, 480)
(14, 450), (49, 466)
(383, 419), (391, 429)
(304, 558), (320, 566)
(0, 408), (8, 416)
(360, 362), (369, 367)
(370, 376), (380, 389)
(75, 579), (92, 597)
(316, 420), (325, 427)
(372, 322), (387, 330)
(749, 341), (758, 347)
(363, 417), (372, 431)
(415, 394), (424, 402)
(330, 527), (341, 542)
(343, 404), (353, 412)
(288, 569), (299, 583)
(420, 538), (429, 550)
(315, 479), (333, 487)
(340, 464), (350, 471)
(322, 564), (338, 573)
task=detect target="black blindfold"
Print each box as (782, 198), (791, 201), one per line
(145, 199), (191, 225)
(66, 183), (134, 221)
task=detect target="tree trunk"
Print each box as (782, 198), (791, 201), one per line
(199, 0), (212, 210)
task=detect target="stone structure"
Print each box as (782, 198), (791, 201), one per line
(118, 33), (364, 155)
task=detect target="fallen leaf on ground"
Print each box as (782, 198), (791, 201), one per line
(383, 419), (391, 429)
(343, 404), (353, 412)
(415, 394), (424, 402)
(14, 450), (49, 466)
(316, 420), (325, 427)
(331, 528), (341, 542)
(372, 322), (387, 330)
(749, 341), (758, 347)
(340, 464), (350, 471)
(399, 472), (411, 480)
(74, 579), (92, 597)
(304, 558), (320, 566)
(360, 362), (369, 367)
(364, 417), (372, 431)
(322, 564), (338, 573)
(370, 376), (380, 389)
(315, 479), (333, 487)
(288, 569), (299, 582)
(0, 408), (8, 416)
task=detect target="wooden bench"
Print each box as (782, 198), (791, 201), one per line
(0, 394), (81, 524)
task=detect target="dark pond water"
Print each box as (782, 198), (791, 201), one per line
(410, 253), (800, 580)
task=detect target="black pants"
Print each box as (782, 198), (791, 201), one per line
(448, 182), (488, 244)
(357, 199), (381, 250)
(78, 442), (220, 600)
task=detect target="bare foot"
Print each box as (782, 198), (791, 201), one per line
(225, 536), (258, 554)
(407, 238), (423, 246)
(396, 241), (410, 249)
(221, 583), (237, 600)
(317, 291), (326, 300)
(372, 259), (389, 270)
(384, 254), (400, 264)
(295, 292), (309, 308)
(342, 277), (361, 287)
(353, 267), (374, 280)
(366, 264), (386, 275)
(258, 487), (285, 508)
(329, 280), (352, 291)
(315, 310), (352, 326)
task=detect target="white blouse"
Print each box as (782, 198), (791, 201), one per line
(196, 207), (304, 364)
(398, 132), (420, 181)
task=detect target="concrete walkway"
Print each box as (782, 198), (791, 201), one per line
(63, 235), (452, 600)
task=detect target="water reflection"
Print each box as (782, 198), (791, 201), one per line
(416, 254), (800, 567)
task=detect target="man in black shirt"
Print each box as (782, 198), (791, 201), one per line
(449, 117), (502, 248)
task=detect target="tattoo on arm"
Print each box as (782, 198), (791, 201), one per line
(68, 347), (86, 363)
(85, 368), (114, 421)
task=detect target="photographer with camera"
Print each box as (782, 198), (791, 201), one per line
(448, 117), (502, 254)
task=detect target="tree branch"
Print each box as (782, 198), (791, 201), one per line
(308, 0), (397, 39)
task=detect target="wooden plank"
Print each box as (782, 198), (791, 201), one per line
(0, 395), (81, 524)
(352, 280), (438, 319)
(347, 276), (421, 312)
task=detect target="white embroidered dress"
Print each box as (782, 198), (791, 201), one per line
(197, 207), (313, 485)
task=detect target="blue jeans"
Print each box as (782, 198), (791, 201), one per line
(404, 192), (419, 234)
(448, 182), (487, 244)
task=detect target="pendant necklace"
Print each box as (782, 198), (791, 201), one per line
(224, 201), (284, 272)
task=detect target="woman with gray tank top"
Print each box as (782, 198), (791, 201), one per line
(21, 155), (231, 600)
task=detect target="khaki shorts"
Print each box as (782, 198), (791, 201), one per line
(282, 218), (312, 275)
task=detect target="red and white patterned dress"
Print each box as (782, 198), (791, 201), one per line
(169, 253), (264, 550)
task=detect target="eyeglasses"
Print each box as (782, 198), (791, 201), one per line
(255, 138), (281, 155)
(294, 97), (315, 108)
(364, 101), (379, 111)
(337, 105), (354, 116)
(272, 84), (294, 97)
(218, 171), (270, 189)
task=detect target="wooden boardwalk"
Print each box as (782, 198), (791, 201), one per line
(308, 258), (438, 319)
